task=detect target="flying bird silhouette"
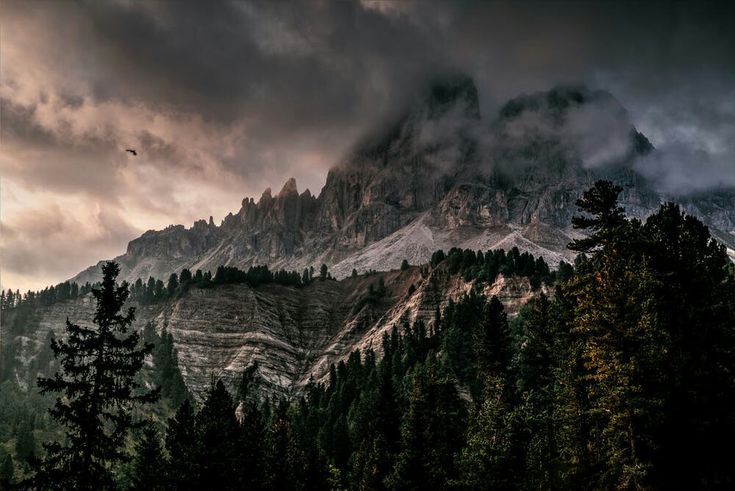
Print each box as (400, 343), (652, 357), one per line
(125, 148), (137, 156)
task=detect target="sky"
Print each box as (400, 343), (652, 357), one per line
(1, 0), (734, 292)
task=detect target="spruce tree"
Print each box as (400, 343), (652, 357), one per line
(165, 399), (198, 488)
(166, 273), (179, 297)
(474, 295), (511, 381)
(130, 423), (167, 491)
(195, 381), (241, 489)
(644, 203), (735, 487)
(388, 364), (466, 489)
(515, 294), (559, 489)
(458, 374), (517, 490)
(34, 262), (159, 490)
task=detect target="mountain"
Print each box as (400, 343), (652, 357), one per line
(11, 264), (545, 399)
(72, 75), (735, 286)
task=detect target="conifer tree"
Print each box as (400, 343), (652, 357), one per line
(388, 364), (466, 489)
(458, 374), (518, 490)
(474, 295), (511, 381)
(166, 273), (179, 297)
(152, 328), (190, 407)
(515, 294), (560, 489)
(165, 399), (198, 488)
(34, 262), (158, 490)
(568, 180), (626, 253)
(130, 423), (167, 491)
(195, 381), (241, 489)
(567, 184), (668, 489)
(643, 202), (735, 487)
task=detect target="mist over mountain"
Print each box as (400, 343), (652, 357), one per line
(70, 76), (735, 287)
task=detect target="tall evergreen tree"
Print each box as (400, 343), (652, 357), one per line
(130, 423), (167, 491)
(195, 381), (242, 490)
(387, 364), (466, 490)
(643, 203), (735, 488)
(166, 273), (179, 297)
(165, 399), (198, 488)
(514, 294), (560, 489)
(34, 262), (158, 490)
(475, 295), (511, 381)
(458, 374), (518, 490)
(567, 183), (669, 489)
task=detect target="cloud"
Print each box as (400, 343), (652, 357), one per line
(636, 140), (735, 195)
(0, 200), (141, 290)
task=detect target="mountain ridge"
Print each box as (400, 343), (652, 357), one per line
(71, 77), (735, 286)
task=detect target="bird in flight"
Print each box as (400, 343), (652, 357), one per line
(125, 148), (137, 156)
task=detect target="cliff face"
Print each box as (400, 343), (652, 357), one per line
(14, 266), (543, 399)
(71, 77), (735, 287)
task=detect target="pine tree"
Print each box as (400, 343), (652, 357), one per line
(353, 359), (401, 488)
(515, 294), (560, 489)
(238, 400), (268, 489)
(265, 404), (307, 490)
(153, 328), (189, 407)
(568, 187), (668, 489)
(458, 374), (518, 490)
(195, 381), (242, 489)
(166, 273), (179, 297)
(474, 295), (511, 381)
(146, 277), (156, 304)
(165, 399), (198, 488)
(568, 180), (626, 253)
(643, 203), (735, 487)
(130, 423), (167, 491)
(388, 365), (466, 489)
(179, 268), (192, 285)
(34, 262), (159, 490)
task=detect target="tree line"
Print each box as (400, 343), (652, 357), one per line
(128, 263), (333, 305)
(0, 282), (96, 311)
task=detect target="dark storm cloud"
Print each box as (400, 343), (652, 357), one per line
(1, 0), (734, 289)
(6, 0), (733, 189)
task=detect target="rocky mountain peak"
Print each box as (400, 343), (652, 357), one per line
(71, 78), (735, 289)
(278, 177), (298, 197)
(259, 187), (273, 204)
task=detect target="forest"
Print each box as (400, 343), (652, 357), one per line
(1, 180), (734, 490)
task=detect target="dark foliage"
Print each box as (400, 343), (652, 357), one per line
(32, 262), (159, 490)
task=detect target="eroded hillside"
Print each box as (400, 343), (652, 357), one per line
(8, 264), (545, 399)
